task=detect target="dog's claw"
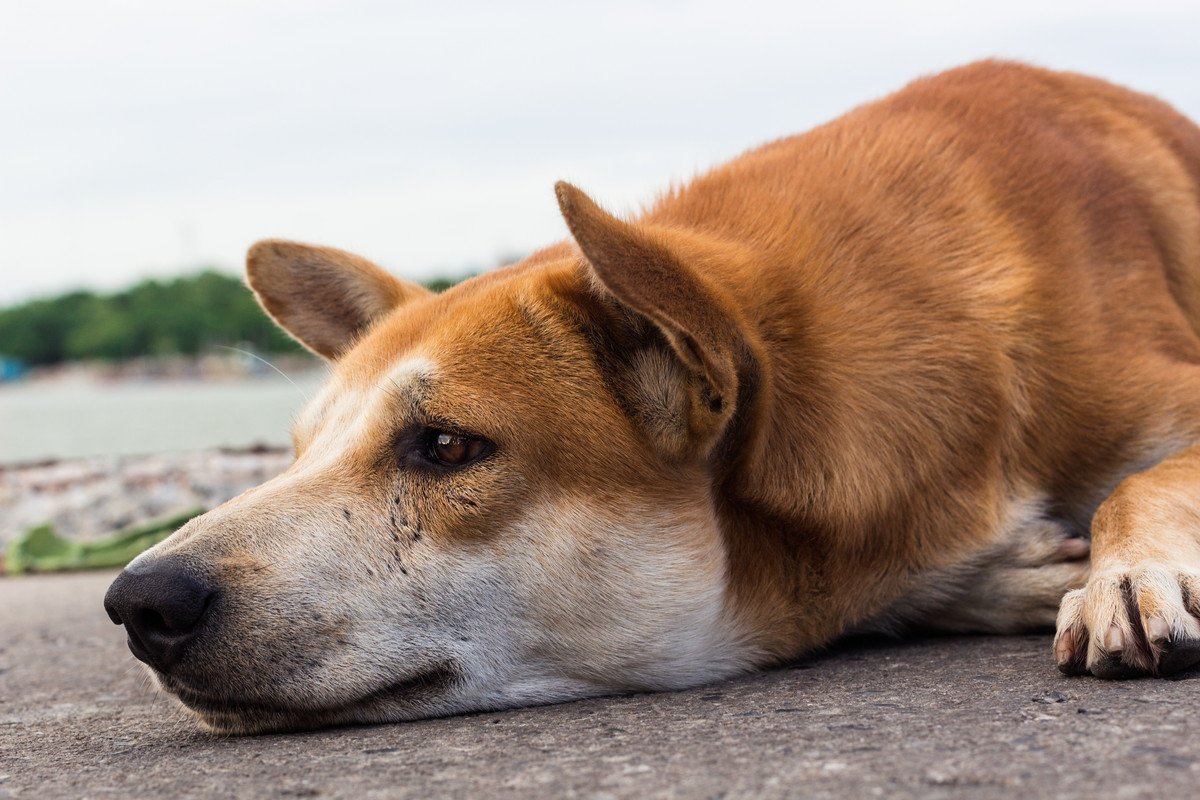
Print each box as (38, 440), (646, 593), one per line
(1055, 567), (1200, 680)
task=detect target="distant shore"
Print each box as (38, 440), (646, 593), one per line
(11, 351), (320, 385)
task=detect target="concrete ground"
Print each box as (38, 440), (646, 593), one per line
(1, 572), (1196, 800)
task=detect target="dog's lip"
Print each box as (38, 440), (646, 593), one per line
(163, 663), (459, 718)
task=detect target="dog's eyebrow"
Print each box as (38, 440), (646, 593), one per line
(377, 355), (435, 409)
(296, 356), (435, 446)
(384, 356), (434, 387)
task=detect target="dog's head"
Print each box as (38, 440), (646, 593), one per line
(104, 184), (763, 733)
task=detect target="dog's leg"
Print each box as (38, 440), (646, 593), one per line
(858, 516), (1090, 635)
(1054, 443), (1200, 677)
(934, 520), (1091, 633)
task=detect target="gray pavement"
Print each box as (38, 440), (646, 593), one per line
(1, 571), (1196, 799)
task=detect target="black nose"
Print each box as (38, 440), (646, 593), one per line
(103, 558), (217, 671)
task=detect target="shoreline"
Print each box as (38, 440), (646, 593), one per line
(0, 445), (294, 549)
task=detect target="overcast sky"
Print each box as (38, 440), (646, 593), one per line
(3, 0), (1199, 304)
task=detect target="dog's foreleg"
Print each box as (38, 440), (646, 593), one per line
(1054, 443), (1200, 677)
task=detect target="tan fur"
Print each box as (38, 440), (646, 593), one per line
(115, 60), (1200, 733)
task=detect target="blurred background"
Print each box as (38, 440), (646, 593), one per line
(2, 0), (1199, 563)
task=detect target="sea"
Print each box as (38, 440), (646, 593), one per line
(0, 371), (329, 463)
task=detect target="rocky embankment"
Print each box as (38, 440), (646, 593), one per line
(0, 447), (294, 548)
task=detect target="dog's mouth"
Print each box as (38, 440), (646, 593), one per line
(161, 664), (459, 729)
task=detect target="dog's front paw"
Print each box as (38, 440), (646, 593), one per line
(1054, 563), (1200, 678)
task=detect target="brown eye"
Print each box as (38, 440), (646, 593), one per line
(428, 431), (491, 467)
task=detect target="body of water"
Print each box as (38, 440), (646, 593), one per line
(0, 371), (328, 463)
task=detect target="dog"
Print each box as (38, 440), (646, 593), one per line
(104, 60), (1200, 734)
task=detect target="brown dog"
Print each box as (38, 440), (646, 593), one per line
(104, 60), (1200, 733)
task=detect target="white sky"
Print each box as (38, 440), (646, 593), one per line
(2, 0), (1199, 304)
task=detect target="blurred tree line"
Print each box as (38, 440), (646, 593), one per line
(0, 270), (462, 366)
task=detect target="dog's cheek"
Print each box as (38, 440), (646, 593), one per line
(459, 496), (742, 694)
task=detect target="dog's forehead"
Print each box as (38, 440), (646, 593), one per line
(293, 271), (599, 456)
(357, 276), (579, 385)
(296, 303), (521, 435)
(296, 354), (433, 436)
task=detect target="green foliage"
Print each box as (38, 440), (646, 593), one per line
(5, 508), (205, 574)
(423, 276), (460, 293)
(0, 269), (464, 366)
(0, 271), (301, 365)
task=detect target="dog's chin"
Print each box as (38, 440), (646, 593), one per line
(157, 665), (460, 735)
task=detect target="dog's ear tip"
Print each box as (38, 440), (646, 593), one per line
(554, 181), (584, 214)
(556, 183), (621, 247)
(245, 241), (272, 280)
(245, 239), (297, 272)
(246, 239), (268, 262)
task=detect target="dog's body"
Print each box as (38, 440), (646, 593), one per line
(105, 60), (1200, 733)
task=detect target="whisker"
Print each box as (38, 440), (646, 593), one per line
(216, 345), (311, 403)
(382, 378), (406, 403)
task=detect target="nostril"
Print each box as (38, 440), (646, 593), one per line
(134, 608), (171, 637)
(142, 589), (216, 636)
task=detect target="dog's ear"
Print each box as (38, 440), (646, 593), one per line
(555, 182), (758, 460)
(245, 240), (431, 359)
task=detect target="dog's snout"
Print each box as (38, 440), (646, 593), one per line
(104, 558), (217, 671)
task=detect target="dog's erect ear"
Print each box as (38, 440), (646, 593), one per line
(245, 240), (431, 359)
(555, 182), (758, 460)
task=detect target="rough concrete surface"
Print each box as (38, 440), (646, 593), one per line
(1, 571), (1196, 799)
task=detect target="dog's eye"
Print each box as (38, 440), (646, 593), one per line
(427, 431), (491, 467)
